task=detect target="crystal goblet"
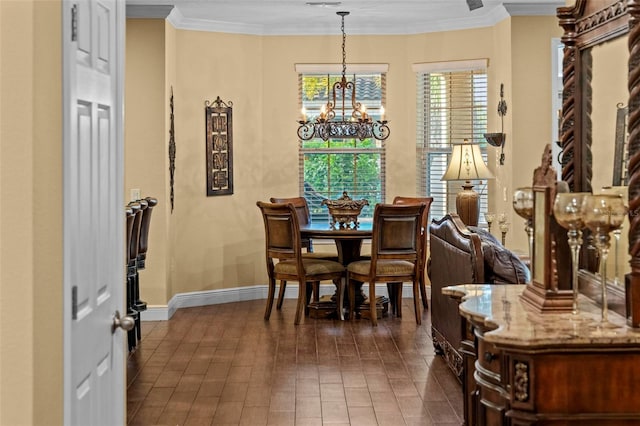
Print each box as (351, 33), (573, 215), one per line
(553, 192), (589, 315)
(485, 212), (496, 233)
(601, 186), (627, 286)
(581, 194), (627, 324)
(513, 187), (534, 262)
(499, 221), (509, 246)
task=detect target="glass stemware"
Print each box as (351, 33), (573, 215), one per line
(601, 186), (627, 286)
(581, 194), (627, 324)
(553, 192), (589, 315)
(499, 221), (510, 246)
(513, 187), (534, 262)
(484, 212), (496, 233)
(613, 228), (622, 286)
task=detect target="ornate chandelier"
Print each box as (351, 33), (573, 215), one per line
(297, 11), (390, 141)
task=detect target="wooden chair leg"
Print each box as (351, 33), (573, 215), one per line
(304, 282), (313, 316)
(386, 282), (397, 316)
(395, 283), (403, 318)
(413, 280), (422, 325)
(276, 280), (287, 310)
(370, 281), (377, 326)
(419, 272), (429, 309)
(295, 281), (306, 325)
(387, 282), (402, 317)
(348, 275), (356, 321)
(335, 277), (344, 321)
(265, 278), (276, 320)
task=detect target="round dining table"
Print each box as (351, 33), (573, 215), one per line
(300, 221), (372, 265)
(300, 222), (389, 319)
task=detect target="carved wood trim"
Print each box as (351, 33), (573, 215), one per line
(513, 361), (530, 403)
(432, 326), (463, 382)
(576, 0), (628, 40)
(628, 0), (640, 326)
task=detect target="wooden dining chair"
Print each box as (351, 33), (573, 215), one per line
(257, 201), (346, 324)
(346, 203), (425, 326)
(269, 197), (315, 252)
(387, 196), (434, 315)
(269, 196), (339, 309)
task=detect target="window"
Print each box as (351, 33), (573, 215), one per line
(415, 60), (489, 221)
(298, 66), (387, 224)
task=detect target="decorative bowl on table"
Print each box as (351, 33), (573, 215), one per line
(321, 191), (369, 229)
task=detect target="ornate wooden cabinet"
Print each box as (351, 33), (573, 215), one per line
(445, 284), (640, 425)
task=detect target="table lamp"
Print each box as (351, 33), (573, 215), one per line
(441, 140), (494, 226)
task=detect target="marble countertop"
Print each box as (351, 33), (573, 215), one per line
(442, 284), (640, 348)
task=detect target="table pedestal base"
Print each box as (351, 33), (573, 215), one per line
(307, 295), (389, 320)
(353, 296), (389, 320)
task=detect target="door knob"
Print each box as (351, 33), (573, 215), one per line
(112, 310), (135, 333)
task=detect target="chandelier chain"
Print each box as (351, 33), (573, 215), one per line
(341, 14), (346, 79)
(296, 10), (390, 141)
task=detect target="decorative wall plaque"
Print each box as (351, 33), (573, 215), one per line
(205, 96), (233, 196)
(169, 87), (176, 212)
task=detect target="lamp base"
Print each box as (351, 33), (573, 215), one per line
(456, 183), (480, 226)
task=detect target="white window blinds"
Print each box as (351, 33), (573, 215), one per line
(416, 65), (489, 222)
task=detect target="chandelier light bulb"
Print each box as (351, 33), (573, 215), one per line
(360, 105), (368, 120)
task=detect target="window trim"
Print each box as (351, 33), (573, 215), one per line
(415, 64), (489, 222)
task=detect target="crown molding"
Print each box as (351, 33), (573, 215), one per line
(159, 2), (559, 35)
(126, 4), (174, 19)
(149, 1), (564, 36)
(504, 2), (563, 16)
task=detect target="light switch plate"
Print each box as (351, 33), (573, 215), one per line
(130, 188), (141, 201)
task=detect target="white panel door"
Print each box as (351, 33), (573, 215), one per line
(62, 0), (126, 425)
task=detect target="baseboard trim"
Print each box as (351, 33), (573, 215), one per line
(140, 282), (428, 321)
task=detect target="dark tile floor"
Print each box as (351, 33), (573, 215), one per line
(127, 298), (463, 425)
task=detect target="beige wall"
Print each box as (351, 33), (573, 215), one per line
(487, 18), (513, 236)
(592, 35), (627, 191)
(507, 16), (563, 252)
(165, 22), (178, 300)
(170, 30), (266, 295)
(125, 19), (171, 305)
(124, 17), (562, 301)
(591, 35), (630, 279)
(0, 0), (63, 424)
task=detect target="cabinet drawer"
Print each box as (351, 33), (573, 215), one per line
(477, 337), (501, 375)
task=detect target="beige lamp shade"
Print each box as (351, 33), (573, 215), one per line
(442, 141), (494, 226)
(442, 142), (494, 181)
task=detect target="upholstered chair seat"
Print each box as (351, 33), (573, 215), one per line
(348, 260), (415, 276)
(275, 258), (345, 275)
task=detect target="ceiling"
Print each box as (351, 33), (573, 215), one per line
(125, 0), (565, 35)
